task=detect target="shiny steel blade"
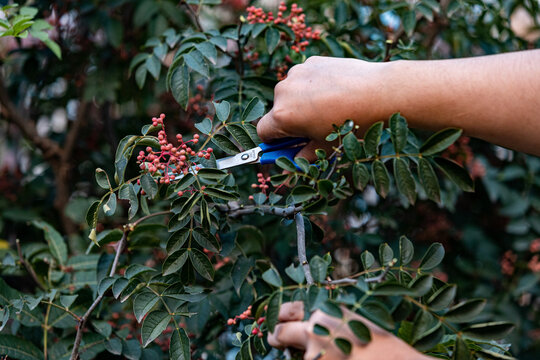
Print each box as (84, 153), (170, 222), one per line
(167, 164), (205, 182)
(216, 147), (262, 170)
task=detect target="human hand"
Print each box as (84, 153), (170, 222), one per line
(257, 56), (390, 160)
(268, 301), (432, 360)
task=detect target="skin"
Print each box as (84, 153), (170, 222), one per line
(257, 50), (540, 160)
(258, 50), (540, 357)
(268, 301), (432, 360)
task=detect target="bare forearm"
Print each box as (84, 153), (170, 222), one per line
(382, 50), (540, 155)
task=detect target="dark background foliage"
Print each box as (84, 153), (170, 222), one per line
(0, 0), (539, 359)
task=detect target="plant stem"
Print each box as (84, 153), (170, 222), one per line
(16, 239), (46, 291)
(180, 1), (203, 32)
(295, 212), (314, 285)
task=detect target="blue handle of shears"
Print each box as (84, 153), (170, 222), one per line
(258, 137), (309, 169)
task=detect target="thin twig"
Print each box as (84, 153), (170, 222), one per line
(180, 1), (203, 32)
(323, 277), (357, 286)
(69, 210), (173, 359)
(69, 229), (127, 360)
(295, 212), (314, 285)
(16, 239), (46, 291)
(364, 262), (394, 283)
(215, 203), (303, 218)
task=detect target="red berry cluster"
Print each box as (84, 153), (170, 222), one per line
(248, 172), (271, 200)
(187, 84), (209, 117)
(501, 250), (517, 276)
(246, 2), (321, 53)
(227, 305), (253, 325)
(136, 114), (213, 193)
(226, 306), (266, 338)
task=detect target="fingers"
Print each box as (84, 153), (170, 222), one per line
(257, 109), (289, 142)
(267, 321), (308, 350)
(278, 301), (305, 322)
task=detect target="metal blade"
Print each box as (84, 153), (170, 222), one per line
(216, 147), (262, 170)
(166, 164), (205, 182)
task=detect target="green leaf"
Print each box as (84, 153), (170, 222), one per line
(343, 132), (362, 161)
(363, 121), (384, 157)
(266, 291), (282, 332)
(195, 41), (217, 64)
(379, 243), (394, 266)
(141, 173), (158, 199)
(95, 168), (112, 189)
(413, 322), (444, 351)
(105, 338), (122, 355)
(163, 249), (189, 276)
(389, 113), (408, 153)
(348, 320), (371, 343)
(174, 173), (196, 191)
(194, 117), (212, 135)
(192, 228), (220, 252)
(419, 243), (445, 270)
(372, 160), (390, 198)
(141, 310), (170, 347)
(189, 248), (214, 280)
(196, 168), (227, 181)
(275, 156), (297, 172)
(133, 291), (159, 323)
(285, 263), (305, 284)
(167, 228), (190, 253)
(211, 134), (240, 154)
(313, 323), (330, 336)
(462, 322), (514, 340)
(98, 277), (116, 296)
(418, 158), (441, 202)
(334, 338), (352, 355)
(118, 183), (139, 220)
(317, 179), (334, 197)
(86, 200), (100, 228)
(31, 220), (67, 266)
(352, 163), (369, 190)
(403, 10), (417, 37)
(145, 55), (161, 80)
(227, 124), (257, 149)
(304, 197), (328, 214)
(444, 299), (486, 323)
(452, 337), (471, 360)
(0, 334), (44, 360)
(309, 255), (329, 283)
(420, 128), (462, 156)
(394, 158), (416, 204)
(103, 193), (117, 216)
(242, 97), (265, 122)
(265, 26), (280, 54)
(262, 268), (283, 287)
(171, 63), (190, 109)
(203, 187), (239, 201)
(427, 284), (457, 311)
(434, 157), (474, 192)
(291, 185), (318, 203)
(474, 349), (515, 360)
(408, 274), (433, 297)
(361, 250), (375, 270)
(399, 236), (414, 266)
(321, 301), (343, 318)
(372, 282), (414, 296)
(135, 65), (147, 89)
(170, 329), (190, 360)
(60, 294), (78, 308)
(213, 101), (231, 122)
(184, 50), (209, 78)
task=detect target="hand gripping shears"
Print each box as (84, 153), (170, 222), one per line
(215, 137), (309, 171)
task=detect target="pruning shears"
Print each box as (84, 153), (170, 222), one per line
(215, 137), (309, 171)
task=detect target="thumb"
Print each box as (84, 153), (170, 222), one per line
(267, 321), (308, 350)
(257, 109), (290, 142)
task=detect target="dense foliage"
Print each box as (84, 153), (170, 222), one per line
(0, 1), (539, 360)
